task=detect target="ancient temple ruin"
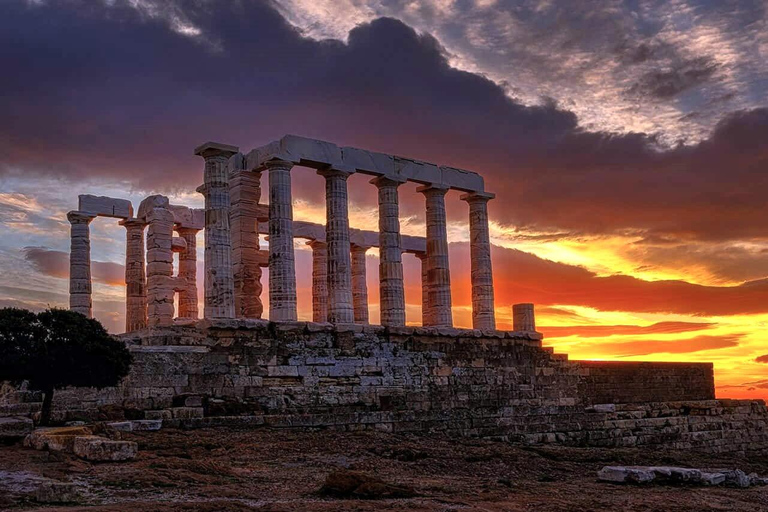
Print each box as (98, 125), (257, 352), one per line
(51, 135), (768, 455)
(67, 135), (498, 331)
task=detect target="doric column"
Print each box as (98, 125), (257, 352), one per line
(414, 252), (429, 326)
(120, 218), (147, 331)
(307, 240), (328, 323)
(350, 244), (370, 324)
(318, 168), (354, 324)
(176, 227), (199, 319)
(417, 184), (452, 327)
(146, 207), (175, 327)
(371, 176), (406, 326)
(195, 142), (238, 319)
(267, 159), (297, 321)
(67, 211), (95, 317)
(461, 192), (496, 330)
(230, 169), (264, 319)
(513, 303), (536, 332)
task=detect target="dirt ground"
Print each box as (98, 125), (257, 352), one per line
(1, 427), (768, 511)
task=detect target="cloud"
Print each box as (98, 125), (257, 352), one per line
(581, 334), (742, 357)
(628, 57), (720, 100)
(1, 1), (767, 244)
(755, 355), (768, 364)
(23, 247), (125, 286)
(541, 321), (715, 338)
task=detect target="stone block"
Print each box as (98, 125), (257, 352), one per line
(73, 435), (138, 461)
(171, 407), (204, 419)
(106, 421), (134, 432)
(24, 426), (93, 452)
(0, 416), (33, 439)
(144, 409), (173, 421)
(35, 482), (81, 504)
(131, 419), (162, 431)
(78, 194), (133, 219)
(439, 165), (484, 192)
(137, 195), (170, 221)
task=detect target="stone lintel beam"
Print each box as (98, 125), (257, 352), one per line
(78, 195), (133, 219)
(417, 184), (452, 327)
(460, 191), (496, 330)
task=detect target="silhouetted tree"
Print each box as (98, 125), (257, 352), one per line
(0, 308), (132, 425)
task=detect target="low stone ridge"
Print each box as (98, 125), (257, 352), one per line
(72, 436), (138, 462)
(598, 466), (768, 487)
(0, 417), (34, 440)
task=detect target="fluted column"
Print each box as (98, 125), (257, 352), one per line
(461, 192), (496, 330)
(120, 218), (147, 331)
(195, 142), (238, 319)
(307, 240), (328, 323)
(176, 227), (199, 319)
(417, 184), (452, 327)
(371, 176), (406, 326)
(318, 168), (354, 324)
(146, 207), (175, 327)
(231, 169), (264, 319)
(350, 244), (370, 324)
(414, 251), (429, 326)
(513, 303), (536, 332)
(68, 211), (96, 317)
(267, 159), (297, 321)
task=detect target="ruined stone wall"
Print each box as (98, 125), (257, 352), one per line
(3, 322), (765, 455)
(575, 361), (715, 404)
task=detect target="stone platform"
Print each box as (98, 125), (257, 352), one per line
(4, 321), (764, 455)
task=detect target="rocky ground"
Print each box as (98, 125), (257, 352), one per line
(1, 427), (768, 511)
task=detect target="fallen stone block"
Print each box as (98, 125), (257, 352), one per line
(171, 407), (204, 419)
(106, 421), (134, 432)
(0, 416), (34, 440)
(24, 426), (93, 452)
(701, 472), (727, 486)
(597, 466), (655, 484)
(724, 469), (751, 488)
(131, 419), (162, 431)
(35, 481), (80, 504)
(73, 435), (137, 462)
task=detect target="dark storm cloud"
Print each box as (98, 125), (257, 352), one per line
(629, 57), (720, 99)
(1, 0), (767, 242)
(755, 355), (768, 364)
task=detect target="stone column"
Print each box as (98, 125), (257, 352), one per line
(350, 244), (370, 324)
(414, 252), (429, 325)
(371, 176), (406, 326)
(68, 211), (95, 317)
(176, 227), (199, 319)
(307, 240), (328, 323)
(146, 207), (176, 327)
(230, 169), (263, 319)
(318, 168), (354, 324)
(461, 192), (496, 330)
(120, 218), (147, 331)
(417, 185), (452, 327)
(267, 159), (297, 321)
(513, 303), (536, 332)
(194, 142), (238, 319)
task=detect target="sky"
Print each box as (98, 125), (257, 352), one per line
(1, 0), (767, 399)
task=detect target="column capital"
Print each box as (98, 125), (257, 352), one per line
(317, 167), (354, 180)
(416, 183), (450, 197)
(67, 211), (96, 224)
(413, 251), (428, 260)
(306, 239), (327, 249)
(175, 225), (201, 235)
(194, 141), (239, 160)
(370, 175), (406, 188)
(459, 191), (495, 203)
(350, 244), (371, 253)
(264, 158), (294, 171)
(119, 217), (147, 228)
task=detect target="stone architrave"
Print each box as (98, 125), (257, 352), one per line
(350, 244), (370, 324)
(414, 252), (429, 326)
(371, 176), (406, 326)
(266, 159), (297, 321)
(67, 211), (96, 317)
(513, 303), (536, 332)
(230, 168), (264, 319)
(318, 168), (354, 324)
(461, 192), (496, 330)
(145, 206), (176, 327)
(120, 218), (147, 331)
(195, 142), (238, 319)
(417, 184), (452, 327)
(176, 227), (199, 319)
(307, 240), (328, 323)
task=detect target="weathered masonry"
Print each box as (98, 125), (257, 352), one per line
(49, 135), (768, 455)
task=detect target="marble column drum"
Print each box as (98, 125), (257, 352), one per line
(308, 240), (328, 323)
(68, 211), (96, 318)
(414, 251), (429, 326)
(318, 168), (354, 324)
(121, 218), (147, 331)
(230, 169), (264, 319)
(350, 244), (370, 324)
(461, 192), (496, 330)
(418, 185), (453, 327)
(371, 176), (406, 327)
(195, 143), (238, 319)
(176, 227), (200, 319)
(146, 207), (176, 327)
(267, 159), (298, 321)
